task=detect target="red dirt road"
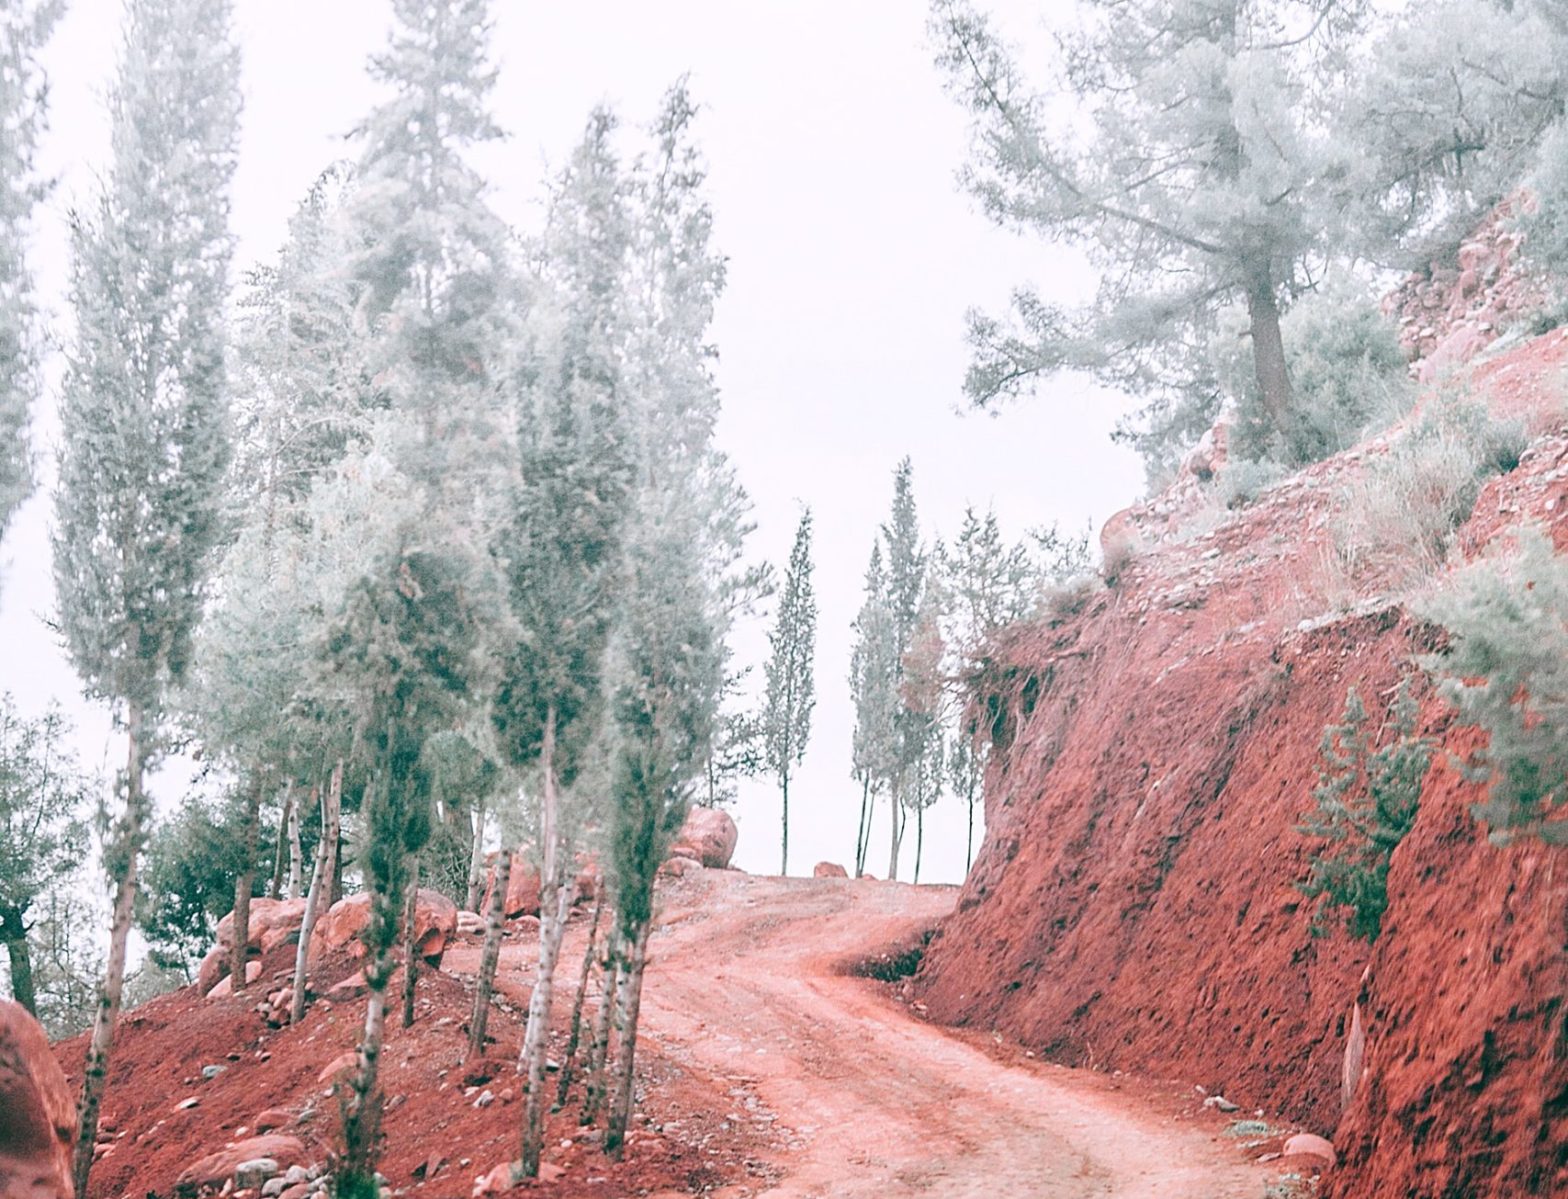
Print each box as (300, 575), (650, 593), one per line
(486, 871), (1273, 1199)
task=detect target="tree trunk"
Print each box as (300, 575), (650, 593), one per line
(269, 783), (290, 900)
(287, 781), (304, 899)
(292, 763), (341, 1025)
(340, 938), (391, 1193)
(3, 926), (36, 1017)
(887, 791), (902, 882)
(854, 777), (871, 878)
(1245, 270), (1293, 433)
(465, 846), (511, 1062)
(580, 933), (620, 1126)
(401, 860), (420, 1029)
(914, 804), (925, 884)
(73, 700), (148, 1199)
(230, 777), (264, 994)
(464, 796), (487, 913)
(519, 703), (572, 1179)
(966, 793), (975, 874)
(555, 896), (604, 1111)
(604, 923), (652, 1160)
(780, 769), (790, 876)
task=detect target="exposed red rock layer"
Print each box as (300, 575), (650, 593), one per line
(916, 331), (1568, 1197)
(0, 1000), (75, 1199)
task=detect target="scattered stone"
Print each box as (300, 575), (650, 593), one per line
(1202, 1094), (1239, 1112)
(176, 1136), (307, 1192)
(473, 1089), (495, 1109)
(202, 1064), (227, 1080)
(253, 1109), (292, 1133)
(1283, 1132), (1337, 1168)
(176, 1098), (201, 1111)
(317, 1051), (359, 1085)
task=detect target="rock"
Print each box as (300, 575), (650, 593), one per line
(1283, 1132), (1337, 1168)
(197, 945), (229, 996)
(0, 1000), (77, 1199)
(207, 960), (263, 999)
(253, 1109), (292, 1133)
(659, 855), (703, 879)
(1342, 1000), (1366, 1113)
(262, 1179), (288, 1198)
(1202, 1094), (1239, 1112)
(537, 1163), (565, 1183)
(456, 910), (486, 936)
(213, 897), (309, 961)
(472, 1161), (517, 1197)
(277, 1186), (313, 1199)
(813, 862), (848, 878)
(669, 806), (738, 869)
(235, 1158), (280, 1189)
(176, 1136), (307, 1191)
(480, 854), (542, 919)
(327, 970), (367, 1000)
(317, 1051), (359, 1084)
(310, 889), (458, 966)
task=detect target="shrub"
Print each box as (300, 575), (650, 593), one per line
(1522, 123), (1568, 299)
(1329, 396), (1528, 591)
(1299, 679), (1432, 942)
(1220, 285), (1415, 468)
(1215, 456), (1287, 509)
(1417, 526), (1568, 845)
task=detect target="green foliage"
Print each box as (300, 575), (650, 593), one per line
(1223, 287), (1414, 468)
(1417, 527), (1568, 845)
(1300, 681), (1432, 942)
(1331, 396), (1528, 590)
(762, 510), (817, 796)
(0, 0), (60, 552)
(138, 795), (251, 974)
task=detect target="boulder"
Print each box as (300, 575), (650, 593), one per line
(659, 855), (703, 880)
(669, 807), (738, 869)
(813, 862), (848, 878)
(480, 856), (542, 920)
(310, 889), (458, 966)
(206, 960), (263, 999)
(0, 1000), (76, 1199)
(175, 1135), (307, 1193)
(196, 946), (228, 997)
(215, 898), (308, 956)
(456, 910), (486, 937)
(317, 1051), (359, 1085)
(1282, 1133), (1337, 1169)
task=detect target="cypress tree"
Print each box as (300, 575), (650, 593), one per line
(51, 1), (240, 1192)
(763, 509), (817, 875)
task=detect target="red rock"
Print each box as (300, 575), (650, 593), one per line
(659, 855), (702, 879)
(813, 862), (848, 878)
(670, 806), (738, 869)
(0, 1000), (76, 1199)
(175, 1135), (307, 1190)
(327, 970), (367, 1000)
(197, 946), (229, 996)
(480, 855), (543, 920)
(252, 1108), (292, 1133)
(472, 1161), (517, 1196)
(317, 1050), (359, 1084)
(310, 889), (458, 965)
(1283, 1133), (1337, 1168)
(216, 897), (308, 956)
(206, 960), (263, 998)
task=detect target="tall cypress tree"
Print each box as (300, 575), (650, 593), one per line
(849, 544), (897, 878)
(763, 509), (817, 875)
(51, 1), (240, 1193)
(880, 458), (926, 881)
(0, 0), (60, 564)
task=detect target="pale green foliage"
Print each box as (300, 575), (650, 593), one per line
(850, 545), (899, 800)
(0, 0), (59, 551)
(1222, 286), (1414, 467)
(763, 511), (817, 794)
(1418, 527), (1568, 845)
(1299, 681), (1431, 942)
(53, 0), (241, 715)
(1330, 396), (1527, 591)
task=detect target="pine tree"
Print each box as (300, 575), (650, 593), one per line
(849, 545), (898, 878)
(0, 0), (60, 561)
(1299, 681), (1431, 941)
(50, 3), (240, 1191)
(496, 106), (634, 1181)
(880, 459), (926, 881)
(763, 509), (817, 875)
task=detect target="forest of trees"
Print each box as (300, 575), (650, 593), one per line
(3, 0), (1568, 1194)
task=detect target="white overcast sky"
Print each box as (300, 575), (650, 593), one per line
(0, 0), (1144, 886)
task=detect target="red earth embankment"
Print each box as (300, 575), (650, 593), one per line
(916, 329), (1568, 1198)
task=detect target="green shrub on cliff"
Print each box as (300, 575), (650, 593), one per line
(1300, 680), (1432, 942)
(1418, 526), (1568, 845)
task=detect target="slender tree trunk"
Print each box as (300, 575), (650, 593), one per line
(73, 700), (148, 1199)
(269, 784), (290, 900)
(966, 794), (975, 874)
(230, 776), (264, 994)
(580, 932), (620, 1126)
(464, 796), (487, 913)
(1245, 270), (1293, 433)
(287, 781), (304, 900)
(3, 926), (36, 1016)
(519, 702), (570, 1180)
(292, 764), (341, 1025)
(854, 777), (871, 877)
(914, 805), (925, 884)
(604, 923), (652, 1160)
(780, 769), (790, 876)
(555, 896), (604, 1111)
(401, 860), (420, 1029)
(340, 935), (392, 1192)
(887, 790), (902, 882)
(465, 846), (511, 1062)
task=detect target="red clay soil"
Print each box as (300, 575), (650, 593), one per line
(915, 327), (1568, 1198)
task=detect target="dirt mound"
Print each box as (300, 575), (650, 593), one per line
(915, 330), (1568, 1198)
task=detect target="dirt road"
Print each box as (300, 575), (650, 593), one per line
(482, 870), (1273, 1199)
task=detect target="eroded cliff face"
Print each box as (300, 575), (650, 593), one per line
(916, 281), (1568, 1194)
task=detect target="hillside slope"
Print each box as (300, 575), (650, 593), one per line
(915, 326), (1568, 1194)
